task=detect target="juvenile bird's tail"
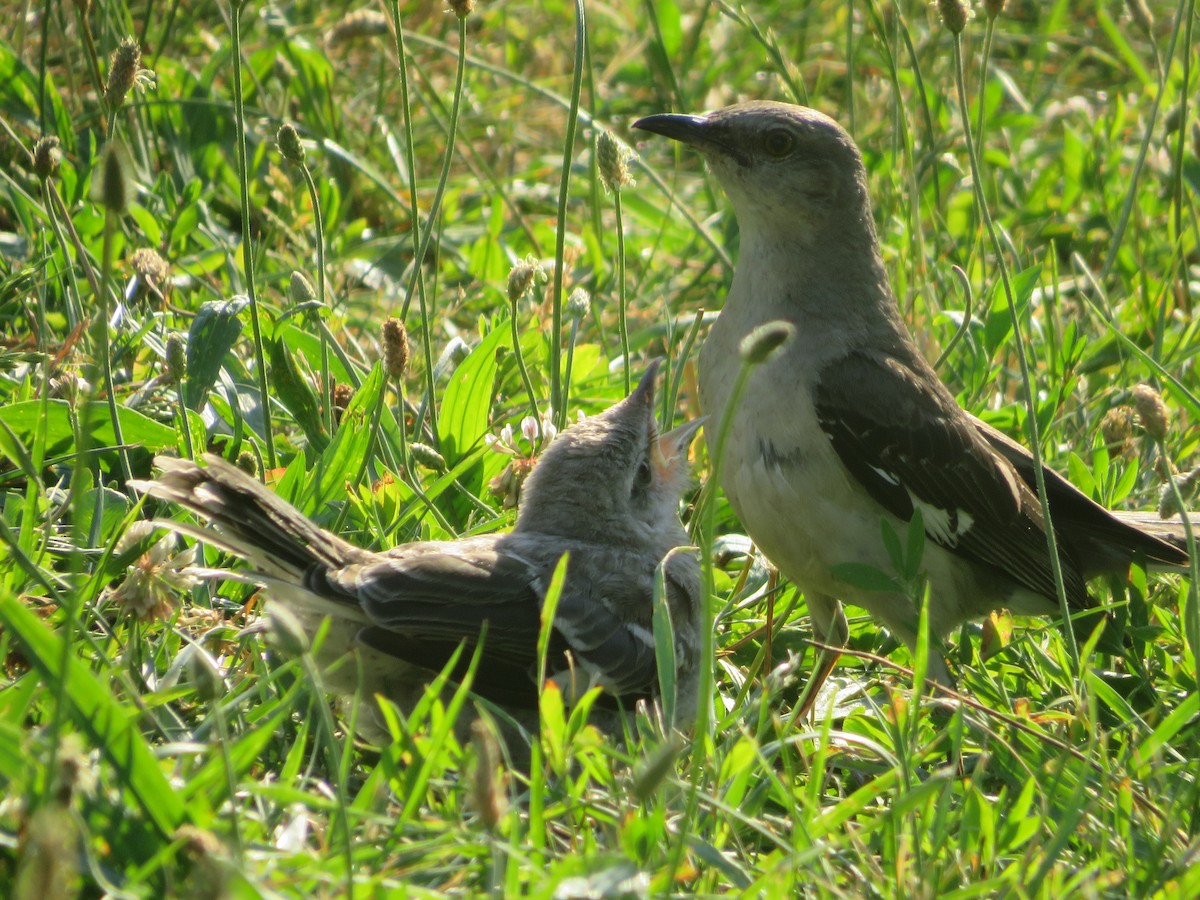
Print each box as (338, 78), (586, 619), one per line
(131, 454), (368, 582)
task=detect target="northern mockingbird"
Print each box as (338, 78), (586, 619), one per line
(634, 101), (1189, 687)
(132, 361), (704, 738)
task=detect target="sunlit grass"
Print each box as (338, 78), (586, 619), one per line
(1, 0), (1198, 895)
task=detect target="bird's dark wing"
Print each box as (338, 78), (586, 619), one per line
(313, 535), (660, 710)
(814, 351), (1091, 608)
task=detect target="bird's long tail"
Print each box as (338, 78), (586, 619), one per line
(130, 454), (368, 582)
(1110, 510), (1194, 567)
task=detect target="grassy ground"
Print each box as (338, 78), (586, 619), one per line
(2, 0), (1199, 895)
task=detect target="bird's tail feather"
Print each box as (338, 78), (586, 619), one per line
(1109, 510), (1194, 567)
(131, 454), (366, 582)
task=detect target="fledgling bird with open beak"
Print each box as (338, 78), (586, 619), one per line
(634, 101), (1190, 692)
(132, 361), (704, 743)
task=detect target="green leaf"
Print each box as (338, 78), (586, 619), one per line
(650, 0), (683, 56)
(0, 400), (179, 456)
(185, 295), (250, 410)
(438, 326), (511, 463)
(829, 562), (904, 594)
(269, 336), (328, 453)
(904, 508), (926, 581)
(983, 265), (1041, 357)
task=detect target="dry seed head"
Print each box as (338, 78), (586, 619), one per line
(165, 333), (186, 383)
(739, 319), (796, 365)
(50, 372), (88, 404)
(328, 9), (390, 46)
(488, 457), (535, 509)
(470, 720), (507, 832)
(94, 139), (133, 213)
(130, 247), (168, 281)
(32, 137), (62, 181)
(448, 0), (474, 19)
(1132, 383), (1168, 441)
(236, 451), (258, 476)
(104, 36), (142, 110)
(382, 317), (409, 381)
(329, 382), (354, 426)
(507, 255), (544, 304)
(597, 131), (633, 193)
(1125, 0), (1154, 36)
(409, 442), (447, 472)
(935, 0), (972, 34)
(982, 0), (1005, 18)
(276, 123), (306, 166)
(289, 270), (317, 305)
(1159, 467), (1200, 519)
(329, 383), (354, 426)
(1100, 406), (1134, 457)
(566, 287), (591, 319)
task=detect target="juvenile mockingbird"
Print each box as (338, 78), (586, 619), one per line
(635, 101), (1189, 686)
(132, 361), (704, 736)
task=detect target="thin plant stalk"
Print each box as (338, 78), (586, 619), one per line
(950, 34), (1078, 670)
(613, 189), (631, 394)
(393, 12), (470, 447)
(1158, 450), (1200, 682)
(1099, 0), (1188, 282)
(549, 0), (587, 431)
(510, 295), (541, 427)
(229, 0), (277, 469)
(96, 210), (133, 487)
(293, 157), (333, 436)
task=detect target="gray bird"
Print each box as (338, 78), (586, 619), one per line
(634, 101), (1189, 688)
(132, 361), (704, 738)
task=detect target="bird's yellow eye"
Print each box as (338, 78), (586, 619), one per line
(762, 128), (795, 158)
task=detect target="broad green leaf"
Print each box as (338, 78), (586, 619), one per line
(185, 295), (250, 410)
(829, 562), (904, 595)
(0, 400), (179, 456)
(269, 336), (328, 453)
(438, 326), (511, 463)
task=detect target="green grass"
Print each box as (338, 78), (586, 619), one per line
(2, 0), (1199, 895)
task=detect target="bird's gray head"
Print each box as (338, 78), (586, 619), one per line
(515, 361), (703, 545)
(634, 101), (872, 247)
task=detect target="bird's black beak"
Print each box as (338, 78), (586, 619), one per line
(630, 358), (662, 407)
(632, 112), (712, 147)
(633, 112), (746, 165)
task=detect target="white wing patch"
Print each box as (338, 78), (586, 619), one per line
(908, 492), (974, 547)
(870, 465), (901, 486)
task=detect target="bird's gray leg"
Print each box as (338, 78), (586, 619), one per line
(794, 591), (848, 718)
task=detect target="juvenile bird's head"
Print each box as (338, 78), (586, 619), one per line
(634, 101), (873, 249)
(516, 360), (703, 545)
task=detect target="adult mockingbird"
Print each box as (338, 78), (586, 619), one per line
(635, 100), (1189, 687)
(132, 361), (704, 736)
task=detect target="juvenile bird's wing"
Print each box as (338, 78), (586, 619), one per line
(813, 351), (1092, 608)
(323, 534), (664, 710)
